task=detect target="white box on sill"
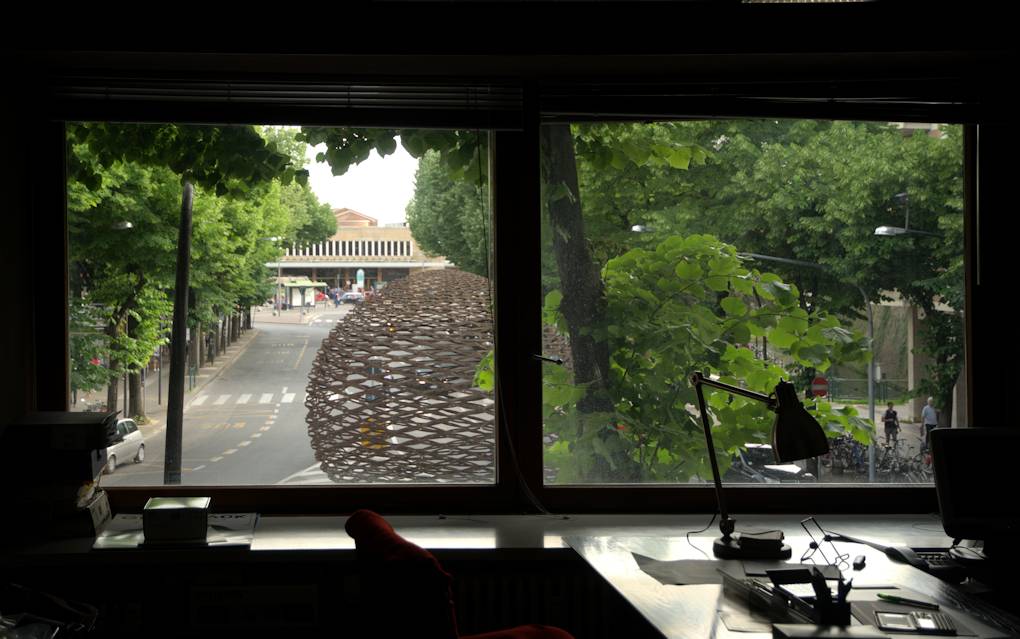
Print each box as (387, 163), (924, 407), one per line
(142, 496), (210, 543)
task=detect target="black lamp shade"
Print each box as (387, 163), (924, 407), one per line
(771, 380), (830, 462)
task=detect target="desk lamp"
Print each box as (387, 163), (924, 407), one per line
(689, 371), (830, 559)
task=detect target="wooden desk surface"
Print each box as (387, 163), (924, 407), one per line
(564, 515), (1019, 639)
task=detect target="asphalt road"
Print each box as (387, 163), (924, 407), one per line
(103, 308), (351, 486)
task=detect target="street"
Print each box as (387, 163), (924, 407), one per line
(103, 306), (351, 486)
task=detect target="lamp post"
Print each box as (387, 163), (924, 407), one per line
(875, 193), (943, 238)
(738, 253), (877, 482)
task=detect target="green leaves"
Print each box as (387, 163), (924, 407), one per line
(721, 296), (747, 317)
(547, 230), (871, 482)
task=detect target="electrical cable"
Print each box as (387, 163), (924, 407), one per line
(686, 511), (718, 557)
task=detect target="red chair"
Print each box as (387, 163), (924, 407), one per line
(345, 510), (576, 639)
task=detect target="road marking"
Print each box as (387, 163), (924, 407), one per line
(281, 392), (296, 403)
(193, 465), (206, 471)
(274, 408), (280, 413)
(232, 422), (246, 429)
(239, 440), (251, 447)
(214, 394), (230, 405)
(282, 386), (288, 393)
(223, 448), (238, 455)
(251, 433), (262, 438)
(293, 339), (308, 369)
(237, 394), (251, 404)
(259, 393), (274, 404)
(211, 456), (223, 462)
(260, 426), (271, 431)
(192, 395), (209, 406)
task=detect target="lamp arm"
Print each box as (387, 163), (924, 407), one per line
(690, 372), (776, 408)
(693, 378), (731, 534)
(689, 372), (778, 541)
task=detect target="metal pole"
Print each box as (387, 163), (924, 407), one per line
(157, 346), (162, 406)
(165, 182), (193, 485)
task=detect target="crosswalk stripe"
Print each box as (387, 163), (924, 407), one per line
(214, 394), (230, 405)
(259, 393), (273, 404)
(237, 394), (251, 404)
(192, 395), (209, 406)
(281, 392), (296, 404)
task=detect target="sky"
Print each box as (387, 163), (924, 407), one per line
(304, 139), (419, 226)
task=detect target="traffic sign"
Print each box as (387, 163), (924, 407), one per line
(811, 376), (829, 397)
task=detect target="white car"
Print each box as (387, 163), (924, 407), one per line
(105, 418), (145, 474)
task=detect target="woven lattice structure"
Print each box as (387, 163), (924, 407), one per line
(305, 269), (495, 483)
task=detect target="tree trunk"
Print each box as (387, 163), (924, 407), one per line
(128, 371), (144, 419)
(195, 321), (204, 368)
(105, 323), (119, 412)
(540, 123), (638, 480)
(127, 314), (145, 420)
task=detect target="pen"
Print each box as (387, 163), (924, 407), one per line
(877, 593), (940, 610)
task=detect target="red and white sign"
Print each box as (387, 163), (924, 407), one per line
(811, 376), (829, 397)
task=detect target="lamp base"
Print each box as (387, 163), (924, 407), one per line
(713, 536), (792, 560)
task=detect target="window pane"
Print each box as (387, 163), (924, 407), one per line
(540, 120), (964, 485)
(67, 123), (494, 485)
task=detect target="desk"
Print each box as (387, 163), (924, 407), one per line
(5, 514), (1019, 638)
(566, 515), (1020, 639)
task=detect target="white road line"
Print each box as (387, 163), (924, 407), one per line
(223, 448), (238, 455)
(251, 433), (262, 438)
(239, 441), (251, 447)
(193, 465), (207, 471)
(214, 394), (230, 405)
(282, 386), (288, 394)
(192, 395), (209, 406)
(260, 426), (271, 431)
(237, 394), (251, 404)
(210, 456), (223, 462)
(281, 392), (296, 403)
(259, 393), (274, 404)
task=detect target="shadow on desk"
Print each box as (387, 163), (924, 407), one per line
(2, 547), (662, 639)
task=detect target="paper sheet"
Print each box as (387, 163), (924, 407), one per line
(632, 553), (744, 585)
(93, 513), (257, 549)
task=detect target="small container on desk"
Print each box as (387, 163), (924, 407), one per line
(142, 497), (210, 544)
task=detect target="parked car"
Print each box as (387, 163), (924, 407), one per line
(340, 291), (365, 304)
(105, 418), (145, 474)
(723, 443), (814, 483)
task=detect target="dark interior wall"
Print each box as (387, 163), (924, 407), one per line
(1, 72), (36, 424)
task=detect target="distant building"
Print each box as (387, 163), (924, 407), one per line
(267, 207), (448, 291)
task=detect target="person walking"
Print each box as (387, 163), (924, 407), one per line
(882, 402), (900, 448)
(921, 397), (938, 451)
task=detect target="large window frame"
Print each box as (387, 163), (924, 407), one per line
(27, 58), (991, 516)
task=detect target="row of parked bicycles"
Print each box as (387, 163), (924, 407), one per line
(825, 434), (934, 483)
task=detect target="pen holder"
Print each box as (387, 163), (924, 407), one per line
(813, 601), (851, 626)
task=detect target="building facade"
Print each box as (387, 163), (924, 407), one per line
(268, 208), (448, 291)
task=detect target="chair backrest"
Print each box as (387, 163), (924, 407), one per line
(345, 509), (460, 639)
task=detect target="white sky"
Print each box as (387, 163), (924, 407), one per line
(305, 140), (419, 226)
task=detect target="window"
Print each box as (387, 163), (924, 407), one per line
(34, 60), (987, 513)
(540, 119), (964, 487)
(67, 122), (495, 487)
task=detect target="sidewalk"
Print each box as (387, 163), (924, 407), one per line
(72, 328), (261, 437)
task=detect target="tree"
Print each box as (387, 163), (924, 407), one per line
(543, 234), (871, 482)
(406, 150), (489, 276)
(67, 123), (331, 419)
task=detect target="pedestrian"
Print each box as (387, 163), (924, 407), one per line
(921, 397), (938, 451)
(882, 401), (899, 447)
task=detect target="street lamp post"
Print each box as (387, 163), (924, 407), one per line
(738, 253), (877, 482)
